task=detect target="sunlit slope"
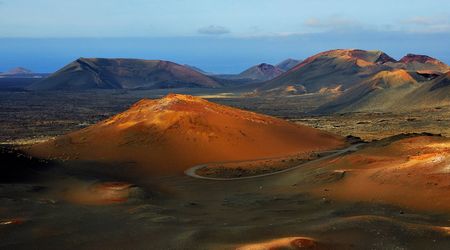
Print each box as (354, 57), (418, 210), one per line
(28, 94), (346, 174)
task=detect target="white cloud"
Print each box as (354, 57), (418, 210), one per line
(304, 16), (360, 30)
(401, 16), (450, 33)
(403, 16), (440, 26)
(198, 25), (230, 35)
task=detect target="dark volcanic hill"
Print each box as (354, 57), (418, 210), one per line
(276, 58), (301, 71)
(238, 63), (285, 81)
(28, 58), (222, 90)
(259, 49), (397, 93)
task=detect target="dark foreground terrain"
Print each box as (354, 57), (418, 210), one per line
(2, 137), (450, 249)
(2, 90), (450, 249)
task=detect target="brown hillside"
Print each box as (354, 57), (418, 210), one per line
(28, 94), (346, 174)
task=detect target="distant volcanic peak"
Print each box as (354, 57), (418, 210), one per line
(3, 67), (33, 75)
(277, 58), (299, 64)
(276, 58), (301, 71)
(257, 63), (284, 72)
(239, 63), (284, 80)
(280, 58), (299, 63)
(400, 54), (446, 65)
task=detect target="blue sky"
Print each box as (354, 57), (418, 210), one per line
(0, 0), (449, 73)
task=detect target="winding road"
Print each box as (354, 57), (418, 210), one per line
(184, 143), (365, 181)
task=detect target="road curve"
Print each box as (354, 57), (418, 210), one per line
(184, 143), (364, 181)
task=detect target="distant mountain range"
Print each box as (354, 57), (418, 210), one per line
(27, 58), (303, 91)
(253, 49), (449, 112)
(260, 50), (449, 94)
(19, 50), (450, 112)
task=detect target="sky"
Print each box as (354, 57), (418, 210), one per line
(1, 0), (449, 73)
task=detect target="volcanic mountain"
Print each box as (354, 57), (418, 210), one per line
(276, 58), (301, 71)
(317, 69), (418, 113)
(259, 49), (396, 93)
(28, 94), (346, 174)
(28, 58), (221, 90)
(238, 63), (285, 81)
